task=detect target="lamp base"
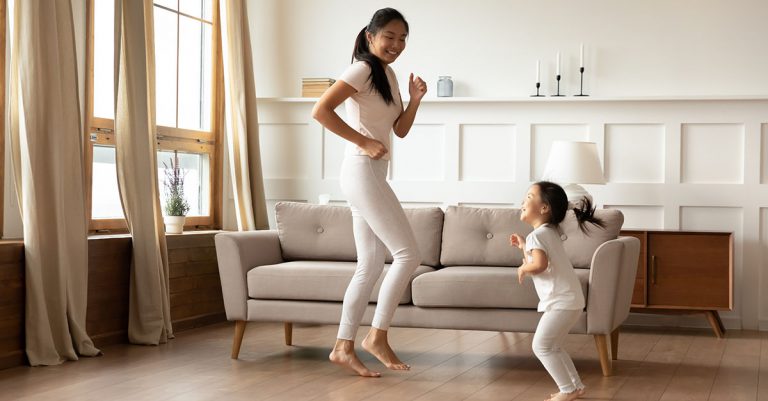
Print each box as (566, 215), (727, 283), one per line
(562, 183), (593, 209)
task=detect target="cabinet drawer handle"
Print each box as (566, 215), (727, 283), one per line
(651, 255), (657, 285)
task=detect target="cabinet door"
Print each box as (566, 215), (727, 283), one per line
(622, 231), (647, 306)
(647, 233), (731, 310)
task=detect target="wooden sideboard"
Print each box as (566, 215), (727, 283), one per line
(620, 230), (733, 338)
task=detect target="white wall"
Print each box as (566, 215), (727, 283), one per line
(247, 0), (768, 98)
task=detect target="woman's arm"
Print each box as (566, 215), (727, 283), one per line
(393, 73), (427, 138)
(312, 81), (388, 159)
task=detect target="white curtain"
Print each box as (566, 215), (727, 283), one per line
(8, 0), (100, 366)
(114, 0), (173, 344)
(219, 0), (269, 231)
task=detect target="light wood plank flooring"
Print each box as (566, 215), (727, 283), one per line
(0, 322), (765, 401)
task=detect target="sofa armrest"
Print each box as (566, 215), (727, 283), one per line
(586, 236), (641, 334)
(214, 230), (283, 320)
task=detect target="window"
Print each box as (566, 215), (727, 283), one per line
(87, 0), (221, 232)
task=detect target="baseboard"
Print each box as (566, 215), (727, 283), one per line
(91, 330), (129, 348)
(172, 312), (227, 333)
(0, 350), (27, 370)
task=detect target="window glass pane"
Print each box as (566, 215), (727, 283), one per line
(154, 0), (177, 11)
(157, 151), (210, 216)
(179, 0), (212, 20)
(93, 0), (115, 119)
(92, 145), (125, 219)
(178, 17), (212, 131)
(154, 7), (178, 127)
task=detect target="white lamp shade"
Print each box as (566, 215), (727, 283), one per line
(542, 141), (606, 184)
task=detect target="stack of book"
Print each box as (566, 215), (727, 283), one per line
(301, 78), (335, 97)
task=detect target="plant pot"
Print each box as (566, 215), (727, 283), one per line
(164, 215), (186, 234)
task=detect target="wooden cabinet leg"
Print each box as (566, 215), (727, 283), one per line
(610, 328), (619, 360)
(231, 320), (247, 359)
(705, 311), (725, 338)
(284, 322), (293, 346)
(594, 334), (613, 376)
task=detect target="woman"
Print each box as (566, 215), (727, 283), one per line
(312, 7), (427, 377)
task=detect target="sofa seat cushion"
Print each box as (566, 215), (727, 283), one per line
(411, 266), (589, 308)
(248, 261), (435, 304)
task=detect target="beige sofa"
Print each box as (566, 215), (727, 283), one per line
(215, 202), (640, 376)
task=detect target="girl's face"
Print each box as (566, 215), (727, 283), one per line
(366, 20), (407, 65)
(520, 185), (550, 226)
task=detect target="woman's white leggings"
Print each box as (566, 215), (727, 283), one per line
(532, 309), (585, 393)
(337, 155), (421, 341)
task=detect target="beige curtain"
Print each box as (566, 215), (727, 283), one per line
(8, 0), (100, 366)
(219, 0), (269, 231)
(114, 0), (172, 344)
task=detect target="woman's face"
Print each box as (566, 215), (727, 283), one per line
(366, 20), (407, 65)
(520, 185), (549, 225)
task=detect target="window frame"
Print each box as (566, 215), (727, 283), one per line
(85, 0), (223, 234)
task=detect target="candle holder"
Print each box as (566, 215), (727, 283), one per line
(530, 82), (544, 97)
(551, 75), (564, 97)
(574, 67), (589, 96)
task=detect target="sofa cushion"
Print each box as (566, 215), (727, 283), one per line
(411, 265), (589, 308)
(440, 206), (532, 267)
(247, 261), (435, 304)
(561, 209), (624, 268)
(275, 202), (444, 267)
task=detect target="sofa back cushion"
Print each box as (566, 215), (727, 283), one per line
(275, 202), (444, 267)
(440, 206), (532, 267)
(562, 208), (624, 268)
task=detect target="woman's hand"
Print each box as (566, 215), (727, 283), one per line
(359, 137), (389, 160)
(409, 73), (427, 102)
(509, 234), (525, 250)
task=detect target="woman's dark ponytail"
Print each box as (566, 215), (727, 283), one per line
(351, 8), (409, 105)
(572, 196), (605, 233)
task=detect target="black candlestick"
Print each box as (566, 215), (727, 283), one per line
(551, 74), (564, 96)
(530, 82), (543, 97)
(575, 67), (589, 96)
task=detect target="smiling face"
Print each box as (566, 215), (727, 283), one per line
(520, 185), (550, 227)
(366, 20), (407, 65)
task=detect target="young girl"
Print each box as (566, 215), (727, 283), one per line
(312, 8), (427, 377)
(509, 181), (604, 401)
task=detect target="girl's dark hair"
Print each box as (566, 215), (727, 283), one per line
(534, 181), (605, 233)
(351, 8), (409, 105)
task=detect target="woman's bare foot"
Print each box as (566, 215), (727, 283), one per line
(546, 387), (585, 401)
(329, 339), (381, 377)
(362, 328), (410, 370)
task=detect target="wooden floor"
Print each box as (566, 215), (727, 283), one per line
(0, 322), (766, 401)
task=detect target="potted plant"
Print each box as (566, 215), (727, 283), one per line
(162, 150), (190, 234)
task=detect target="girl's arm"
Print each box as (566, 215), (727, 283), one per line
(312, 81), (388, 159)
(393, 73), (427, 138)
(518, 249), (549, 284)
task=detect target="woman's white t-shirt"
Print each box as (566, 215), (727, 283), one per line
(338, 61), (402, 161)
(525, 224), (586, 312)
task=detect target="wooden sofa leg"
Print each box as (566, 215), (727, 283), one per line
(284, 322), (293, 346)
(611, 328), (619, 360)
(594, 334), (613, 376)
(231, 320), (247, 359)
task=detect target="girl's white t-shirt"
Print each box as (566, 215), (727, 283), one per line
(525, 224), (586, 312)
(338, 61), (402, 161)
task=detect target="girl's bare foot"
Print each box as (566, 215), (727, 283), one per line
(362, 328), (410, 370)
(546, 388), (585, 401)
(329, 339), (381, 377)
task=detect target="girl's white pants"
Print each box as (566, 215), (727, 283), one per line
(533, 309), (585, 393)
(337, 156), (421, 340)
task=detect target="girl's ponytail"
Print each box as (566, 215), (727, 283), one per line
(573, 196), (606, 233)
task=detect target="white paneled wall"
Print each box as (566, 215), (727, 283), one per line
(252, 96), (768, 331)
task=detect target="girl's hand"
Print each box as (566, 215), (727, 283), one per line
(409, 73), (427, 102)
(517, 267), (526, 284)
(359, 137), (389, 160)
(509, 234), (525, 250)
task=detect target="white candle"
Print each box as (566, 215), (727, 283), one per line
(536, 60), (540, 83)
(580, 43), (584, 68)
(556, 52), (561, 75)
